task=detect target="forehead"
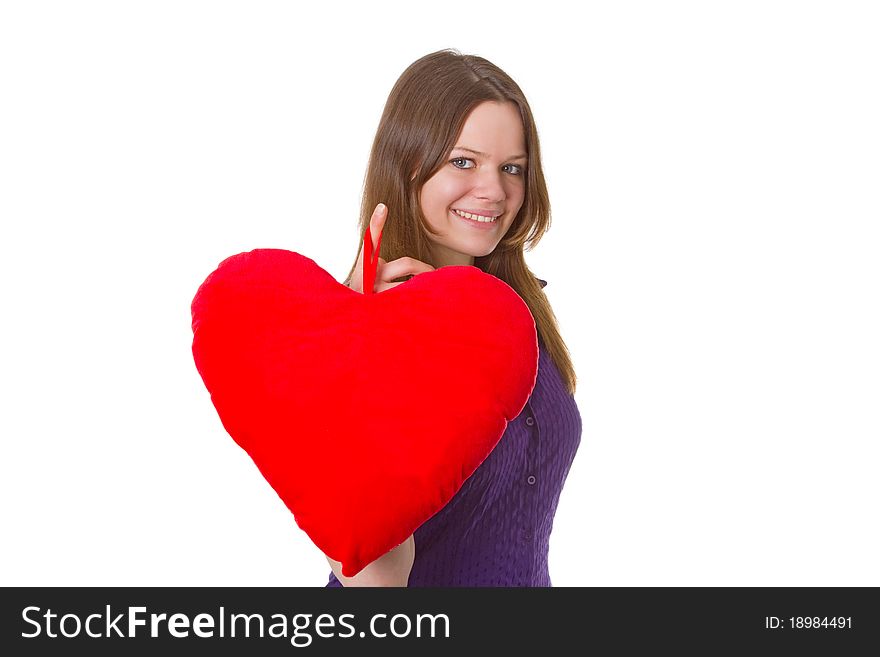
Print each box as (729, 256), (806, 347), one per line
(455, 101), (526, 154)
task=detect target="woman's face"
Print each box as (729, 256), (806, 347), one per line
(418, 101), (528, 267)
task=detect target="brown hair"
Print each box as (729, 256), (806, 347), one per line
(343, 48), (577, 396)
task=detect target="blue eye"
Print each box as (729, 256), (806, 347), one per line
(450, 157), (524, 176)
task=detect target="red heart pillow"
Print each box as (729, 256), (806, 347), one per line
(190, 240), (538, 577)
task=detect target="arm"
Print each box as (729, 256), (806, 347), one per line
(325, 534), (415, 587)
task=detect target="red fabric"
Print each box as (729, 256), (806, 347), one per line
(190, 247), (538, 577)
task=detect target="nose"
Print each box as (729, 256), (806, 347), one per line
(473, 167), (506, 202)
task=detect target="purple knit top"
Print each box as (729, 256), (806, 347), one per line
(326, 278), (582, 587)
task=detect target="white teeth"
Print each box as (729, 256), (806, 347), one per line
(453, 209), (498, 222)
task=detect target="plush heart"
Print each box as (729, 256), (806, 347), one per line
(190, 232), (538, 577)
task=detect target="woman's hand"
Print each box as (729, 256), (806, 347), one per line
(347, 203), (435, 293)
(326, 534), (415, 587)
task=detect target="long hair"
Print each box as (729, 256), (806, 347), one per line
(343, 48), (577, 396)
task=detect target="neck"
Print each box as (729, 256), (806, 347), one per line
(429, 243), (474, 268)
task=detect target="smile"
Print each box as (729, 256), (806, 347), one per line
(452, 209), (499, 224)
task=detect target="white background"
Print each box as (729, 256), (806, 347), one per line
(1, 1), (877, 586)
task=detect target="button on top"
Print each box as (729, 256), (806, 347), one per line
(527, 475), (536, 485)
(525, 416), (535, 426)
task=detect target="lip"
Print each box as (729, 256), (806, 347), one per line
(452, 208), (503, 218)
(450, 209), (501, 229)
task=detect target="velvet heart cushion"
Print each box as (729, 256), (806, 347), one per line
(190, 227), (538, 577)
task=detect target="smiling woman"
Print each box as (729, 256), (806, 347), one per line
(329, 48), (582, 588)
(416, 101), (529, 264)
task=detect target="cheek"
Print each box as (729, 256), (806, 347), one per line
(426, 175), (470, 208)
(509, 183), (526, 205)
(502, 202), (524, 232)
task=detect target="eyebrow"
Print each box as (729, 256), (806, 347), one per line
(452, 146), (528, 161)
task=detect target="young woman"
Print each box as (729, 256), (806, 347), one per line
(324, 49), (582, 587)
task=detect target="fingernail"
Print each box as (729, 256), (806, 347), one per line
(377, 203), (385, 214)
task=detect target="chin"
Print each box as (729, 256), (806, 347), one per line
(452, 244), (497, 259)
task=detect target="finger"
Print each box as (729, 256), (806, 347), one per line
(379, 256), (435, 284)
(368, 203), (387, 257)
(350, 204), (386, 291)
